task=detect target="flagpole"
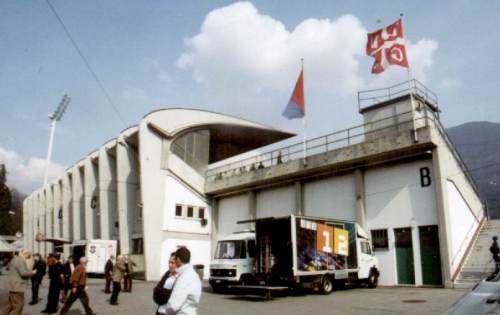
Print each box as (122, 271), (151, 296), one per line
(301, 58), (307, 165)
(400, 13), (418, 143)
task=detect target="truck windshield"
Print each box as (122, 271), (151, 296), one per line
(215, 240), (246, 259)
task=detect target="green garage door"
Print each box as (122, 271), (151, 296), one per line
(394, 227), (415, 284)
(419, 225), (442, 285)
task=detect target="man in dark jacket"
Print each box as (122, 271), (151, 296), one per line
(123, 255), (134, 292)
(60, 255), (73, 303)
(59, 256), (96, 315)
(490, 236), (500, 273)
(42, 253), (65, 314)
(104, 255), (114, 294)
(29, 253), (46, 305)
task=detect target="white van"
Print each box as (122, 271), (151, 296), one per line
(209, 231), (256, 292)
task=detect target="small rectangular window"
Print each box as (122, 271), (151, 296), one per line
(175, 205), (183, 217)
(371, 229), (389, 250)
(198, 207), (205, 219)
(187, 206), (194, 218)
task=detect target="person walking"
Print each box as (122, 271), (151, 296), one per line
(58, 256), (96, 315)
(164, 247), (201, 315)
(41, 253), (64, 314)
(0, 249), (34, 315)
(29, 253), (46, 305)
(110, 255), (126, 305)
(156, 252), (178, 315)
(490, 236), (500, 273)
(104, 255), (114, 294)
(60, 256), (74, 303)
(123, 255), (135, 292)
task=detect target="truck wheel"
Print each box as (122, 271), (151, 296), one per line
(320, 275), (333, 295)
(366, 271), (379, 288)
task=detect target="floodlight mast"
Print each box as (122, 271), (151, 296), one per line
(43, 95), (70, 185)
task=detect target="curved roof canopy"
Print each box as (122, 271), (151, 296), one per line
(145, 108), (295, 164)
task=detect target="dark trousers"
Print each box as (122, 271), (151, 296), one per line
(124, 275), (132, 292)
(46, 281), (62, 312)
(1, 291), (24, 315)
(110, 281), (121, 304)
(59, 287), (93, 315)
(104, 275), (112, 293)
(31, 277), (42, 303)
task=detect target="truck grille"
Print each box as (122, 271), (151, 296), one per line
(210, 269), (236, 277)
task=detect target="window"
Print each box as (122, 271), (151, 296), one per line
(187, 206), (194, 218)
(175, 205), (183, 217)
(371, 229), (389, 250)
(132, 238), (144, 254)
(360, 240), (372, 255)
(198, 207), (205, 219)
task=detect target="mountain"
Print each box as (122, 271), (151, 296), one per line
(447, 121), (500, 218)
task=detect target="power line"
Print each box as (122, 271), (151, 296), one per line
(45, 0), (127, 127)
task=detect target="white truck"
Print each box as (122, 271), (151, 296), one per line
(232, 215), (379, 296)
(209, 230), (256, 292)
(71, 239), (117, 275)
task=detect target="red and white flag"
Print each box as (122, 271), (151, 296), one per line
(366, 18), (409, 74)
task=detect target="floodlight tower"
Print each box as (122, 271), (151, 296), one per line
(44, 94), (70, 185)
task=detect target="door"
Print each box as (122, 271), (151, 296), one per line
(394, 228), (415, 284)
(419, 225), (442, 285)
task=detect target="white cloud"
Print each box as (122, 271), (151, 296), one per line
(177, 2), (366, 96)
(177, 2), (438, 97)
(439, 77), (462, 90)
(0, 146), (65, 193)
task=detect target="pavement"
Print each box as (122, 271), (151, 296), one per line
(0, 275), (469, 315)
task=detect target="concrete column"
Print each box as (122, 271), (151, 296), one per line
(84, 157), (99, 239)
(248, 191), (256, 229)
(45, 186), (53, 253)
(117, 140), (139, 255)
(53, 182), (62, 239)
(40, 191), (46, 256)
(72, 166), (84, 241)
(294, 181), (303, 215)
(354, 169), (367, 231)
(210, 199), (219, 258)
(23, 199), (28, 248)
(61, 172), (72, 256)
(432, 147), (453, 288)
(99, 145), (117, 240)
(411, 223), (423, 286)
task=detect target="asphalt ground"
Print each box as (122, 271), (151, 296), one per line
(0, 275), (469, 315)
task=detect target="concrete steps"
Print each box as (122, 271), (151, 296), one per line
(453, 219), (500, 288)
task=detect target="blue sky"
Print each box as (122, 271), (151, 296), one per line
(1, 0), (499, 192)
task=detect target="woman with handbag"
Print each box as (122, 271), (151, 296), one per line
(155, 252), (177, 314)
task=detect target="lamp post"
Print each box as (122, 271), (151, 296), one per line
(44, 94), (70, 185)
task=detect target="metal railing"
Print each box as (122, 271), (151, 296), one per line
(358, 79), (438, 111)
(206, 110), (421, 181)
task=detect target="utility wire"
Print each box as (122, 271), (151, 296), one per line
(45, 0), (127, 127)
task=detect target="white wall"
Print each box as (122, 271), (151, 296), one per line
(163, 176), (210, 235)
(447, 180), (480, 273)
(365, 160), (438, 286)
(256, 185), (295, 218)
(218, 194), (250, 238)
(304, 175), (356, 221)
(161, 238), (211, 279)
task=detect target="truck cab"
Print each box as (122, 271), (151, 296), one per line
(355, 224), (379, 288)
(209, 231), (256, 292)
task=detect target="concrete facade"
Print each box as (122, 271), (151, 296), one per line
(23, 83), (485, 287)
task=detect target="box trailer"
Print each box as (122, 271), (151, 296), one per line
(233, 215), (379, 295)
(70, 239), (117, 274)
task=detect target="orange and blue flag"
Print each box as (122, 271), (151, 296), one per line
(282, 69), (305, 119)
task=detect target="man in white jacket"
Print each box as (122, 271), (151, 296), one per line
(165, 247), (201, 315)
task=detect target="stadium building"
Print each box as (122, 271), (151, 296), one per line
(23, 80), (485, 287)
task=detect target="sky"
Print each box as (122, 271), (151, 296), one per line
(1, 0), (499, 193)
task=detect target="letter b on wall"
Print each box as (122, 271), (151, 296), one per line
(420, 167), (431, 187)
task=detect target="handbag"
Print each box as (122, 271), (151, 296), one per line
(153, 271), (174, 305)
